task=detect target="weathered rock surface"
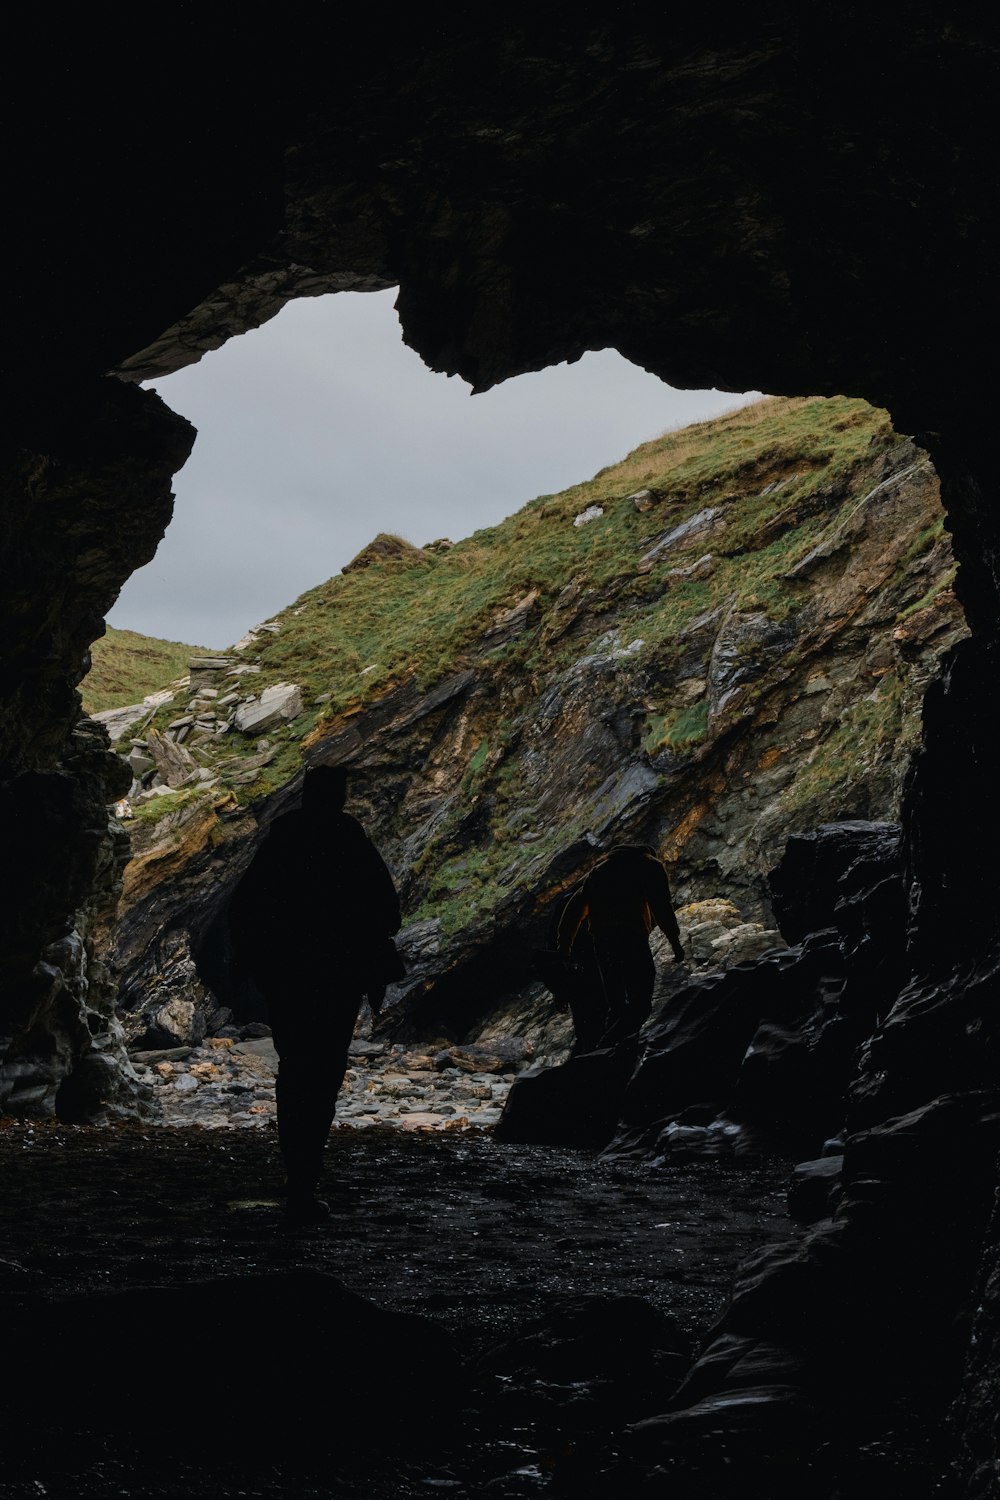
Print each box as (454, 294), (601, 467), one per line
(233, 681), (303, 735)
(91, 687), (175, 744)
(107, 421), (963, 1088)
(145, 725), (199, 787)
(0, 379), (194, 1119)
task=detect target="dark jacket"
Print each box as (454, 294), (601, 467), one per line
(557, 847), (680, 953)
(231, 808), (400, 988)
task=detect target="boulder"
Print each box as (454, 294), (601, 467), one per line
(788, 1154), (844, 1224)
(3, 1272), (456, 1457)
(92, 688), (175, 744)
(448, 1040), (533, 1073)
(146, 726), (198, 788)
(127, 749), (155, 778)
(137, 996), (206, 1050)
(234, 682), (303, 734)
(52, 1051), (123, 1123)
(617, 948), (807, 1131)
(768, 820), (902, 946)
(573, 504), (604, 527)
(495, 1044), (639, 1148)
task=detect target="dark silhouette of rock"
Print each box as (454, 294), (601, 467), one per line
(768, 820), (903, 947)
(2, 1271), (456, 1461)
(787, 1153), (843, 1224)
(494, 1044), (639, 1149)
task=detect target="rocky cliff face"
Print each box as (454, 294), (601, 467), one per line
(102, 395), (965, 1062)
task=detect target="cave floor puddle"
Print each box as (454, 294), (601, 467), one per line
(0, 1123), (793, 1497)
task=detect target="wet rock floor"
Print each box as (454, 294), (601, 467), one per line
(0, 1122), (793, 1498)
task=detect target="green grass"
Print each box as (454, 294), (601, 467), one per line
(648, 699), (711, 754)
(237, 395), (900, 728)
(83, 627), (207, 713)
(780, 670), (911, 816)
(129, 788), (203, 825)
(895, 564), (958, 622)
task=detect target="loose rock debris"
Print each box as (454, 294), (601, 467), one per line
(131, 1033), (523, 1131)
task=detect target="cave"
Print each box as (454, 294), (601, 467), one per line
(3, 13), (999, 1496)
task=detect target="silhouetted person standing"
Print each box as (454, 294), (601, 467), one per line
(231, 765), (400, 1222)
(557, 845), (684, 1045)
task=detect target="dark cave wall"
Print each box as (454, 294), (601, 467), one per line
(0, 383), (194, 1114)
(1, 11), (999, 1486)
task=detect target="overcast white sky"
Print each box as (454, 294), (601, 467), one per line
(110, 289), (758, 649)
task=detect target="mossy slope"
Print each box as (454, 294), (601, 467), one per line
(83, 626), (207, 714)
(114, 396), (965, 985)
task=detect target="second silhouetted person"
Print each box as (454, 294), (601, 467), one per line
(557, 844), (684, 1046)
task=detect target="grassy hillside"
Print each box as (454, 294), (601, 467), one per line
(82, 627), (207, 714)
(195, 395), (932, 789)
(117, 393), (963, 975)
(255, 396), (909, 713)
(125, 395), (961, 914)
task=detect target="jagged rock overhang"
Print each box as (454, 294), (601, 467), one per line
(8, 18), (995, 427)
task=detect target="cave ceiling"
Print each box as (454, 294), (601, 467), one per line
(7, 13), (996, 445)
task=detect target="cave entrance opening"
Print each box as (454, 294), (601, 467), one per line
(101, 296), (962, 1152)
(82, 278), (964, 1158)
(106, 287), (761, 1127)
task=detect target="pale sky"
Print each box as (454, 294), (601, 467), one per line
(111, 289), (759, 648)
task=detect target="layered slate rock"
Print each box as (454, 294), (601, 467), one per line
(109, 419), (962, 1067)
(600, 811), (1000, 1485)
(233, 681), (303, 735)
(0, 382), (194, 1118)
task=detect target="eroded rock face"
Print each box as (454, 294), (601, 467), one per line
(108, 429), (961, 1063)
(99, 398), (973, 1487)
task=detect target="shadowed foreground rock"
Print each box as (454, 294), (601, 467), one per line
(5, 1270), (456, 1458)
(0, 1125), (793, 1498)
(495, 1044), (640, 1150)
(500, 821), (904, 1165)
